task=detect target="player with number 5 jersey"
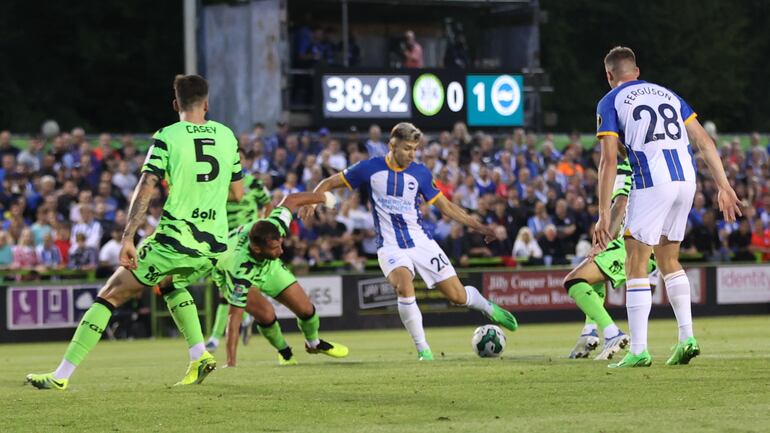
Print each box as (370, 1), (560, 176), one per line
(594, 47), (741, 369)
(26, 75), (244, 391)
(305, 122), (518, 361)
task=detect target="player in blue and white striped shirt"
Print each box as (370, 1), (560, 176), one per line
(594, 46), (741, 368)
(306, 122), (518, 360)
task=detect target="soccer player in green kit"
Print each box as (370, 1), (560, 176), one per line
(206, 164), (272, 352)
(215, 190), (349, 366)
(26, 75), (243, 390)
(564, 157), (658, 360)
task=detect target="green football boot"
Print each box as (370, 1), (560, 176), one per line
(25, 373), (68, 391)
(174, 351), (216, 386)
(417, 348), (434, 361)
(487, 302), (519, 331)
(608, 350), (652, 368)
(666, 337), (700, 365)
(305, 339), (349, 358)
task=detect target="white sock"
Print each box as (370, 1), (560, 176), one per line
(464, 285), (494, 316)
(397, 296), (429, 351)
(602, 323), (620, 339)
(581, 323), (597, 335)
(626, 278), (652, 355)
(207, 337), (220, 347)
(53, 359), (77, 380)
(189, 342), (206, 360)
(306, 338), (320, 349)
(665, 270), (694, 341)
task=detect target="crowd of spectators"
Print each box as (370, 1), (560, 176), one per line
(0, 122), (768, 280)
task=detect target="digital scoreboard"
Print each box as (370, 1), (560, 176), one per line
(316, 69), (524, 129)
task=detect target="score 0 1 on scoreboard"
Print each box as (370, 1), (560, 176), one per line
(316, 70), (524, 129)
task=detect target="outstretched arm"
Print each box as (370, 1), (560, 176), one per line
(312, 173), (348, 194)
(278, 191), (337, 214)
(432, 194), (495, 242)
(686, 118), (741, 222)
(226, 305), (244, 367)
(120, 172), (160, 269)
(299, 173), (348, 219)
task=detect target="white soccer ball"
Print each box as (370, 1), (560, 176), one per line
(41, 120), (60, 138)
(471, 324), (506, 358)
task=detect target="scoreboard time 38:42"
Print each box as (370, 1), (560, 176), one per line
(316, 69), (524, 129)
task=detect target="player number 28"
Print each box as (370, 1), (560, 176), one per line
(632, 103), (682, 143)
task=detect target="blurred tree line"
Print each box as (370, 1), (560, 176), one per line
(1, 0), (769, 133)
(0, 0), (183, 133)
(540, 0), (770, 132)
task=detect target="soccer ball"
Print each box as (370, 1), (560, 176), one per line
(471, 325), (506, 358)
(41, 120), (60, 138)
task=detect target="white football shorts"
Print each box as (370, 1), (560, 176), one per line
(377, 240), (457, 288)
(624, 181), (696, 246)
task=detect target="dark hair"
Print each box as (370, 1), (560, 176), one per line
(604, 46), (637, 72)
(173, 74), (209, 111)
(248, 220), (281, 248)
(389, 122), (422, 144)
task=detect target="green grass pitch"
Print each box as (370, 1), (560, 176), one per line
(2, 316), (769, 433)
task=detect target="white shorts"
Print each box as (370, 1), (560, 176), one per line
(624, 181), (696, 246)
(377, 240), (457, 288)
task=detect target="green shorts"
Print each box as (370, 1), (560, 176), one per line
(593, 238), (656, 288)
(132, 235), (217, 287)
(221, 259), (297, 308)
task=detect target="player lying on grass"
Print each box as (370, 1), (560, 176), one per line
(213, 190), (349, 366)
(206, 167), (272, 352)
(564, 157), (658, 360)
(304, 122), (517, 361)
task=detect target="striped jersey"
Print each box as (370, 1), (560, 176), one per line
(226, 174), (271, 231)
(341, 155), (441, 250)
(612, 157), (633, 200)
(142, 120), (242, 257)
(596, 80), (697, 189)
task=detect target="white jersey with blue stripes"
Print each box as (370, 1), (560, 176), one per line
(596, 80), (698, 189)
(341, 156), (441, 250)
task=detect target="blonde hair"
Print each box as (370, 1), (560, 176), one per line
(604, 46), (637, 73)
(389, 122), (422, 146)
(515, 226), (533, 243)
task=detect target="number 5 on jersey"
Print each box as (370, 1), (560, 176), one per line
(194, 138), (219, 182)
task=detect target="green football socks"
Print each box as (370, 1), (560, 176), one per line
(257, 320), (288, 350)
(568, 281), (614, 331)
(593, 282), (606, 300)
(63, 298), (114, 366)
(297, 310), (320, 346)
(583, 282), (607, 325)
(164, 288), (205, 350)
(210, 301), (229, 340)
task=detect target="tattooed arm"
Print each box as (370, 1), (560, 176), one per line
(120, 172), (160, 269)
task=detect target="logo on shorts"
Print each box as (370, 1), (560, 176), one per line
(388, 258), (396, 265)
(407, 181), (416, 191)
